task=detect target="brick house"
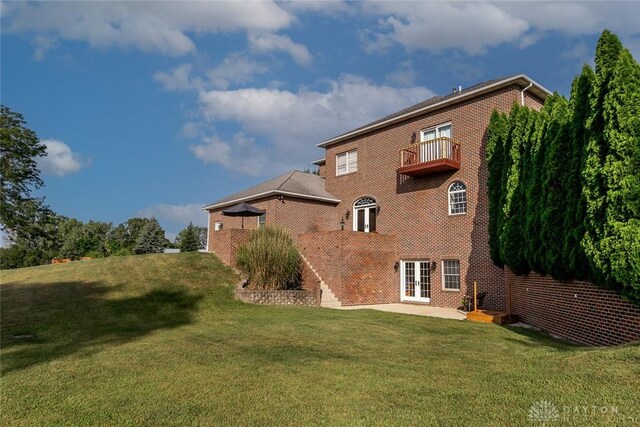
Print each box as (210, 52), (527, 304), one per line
(205, 74), (549, 310)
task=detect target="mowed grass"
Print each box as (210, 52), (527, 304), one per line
(1, 253), (639, 426)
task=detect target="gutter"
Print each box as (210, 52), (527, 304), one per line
(202, 190), (341, 211)
(317, 74), (551, 148)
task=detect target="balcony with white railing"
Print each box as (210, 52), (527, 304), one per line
(398, 137), (461, 176)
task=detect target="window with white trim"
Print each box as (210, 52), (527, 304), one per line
(257, 213), (266, 228)
(448, 181), (467, 215)
(336, 150), (357, 176)
(442, 260), (461, 290)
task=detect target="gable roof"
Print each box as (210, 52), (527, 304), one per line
(317, 74), (551, 148)
(203, 170), (340, 210)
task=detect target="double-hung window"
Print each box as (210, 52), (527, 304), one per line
(442, 260), (461, 291)
(336, 150), (357, 176)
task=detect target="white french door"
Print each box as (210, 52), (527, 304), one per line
(420, 123), (451, 162)
(401, 260), (431, 302)
(353, 198), (377, 233)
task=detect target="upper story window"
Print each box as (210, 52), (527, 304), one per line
(421, 123), (452, 142)
(448, 181), (467, 215)
(336, 150), (357, 176)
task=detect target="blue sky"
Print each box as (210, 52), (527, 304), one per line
(2, 1), (639, 241)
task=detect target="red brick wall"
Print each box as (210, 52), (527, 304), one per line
(208, 229), (250, 268)
(207, 195), (340, 246)
(320, 86), (544, 309)
(206, 87), (545, 310)
(299, 231), (399, 305)
(506, 269), (640, 346)
(317, 164), (326, 178)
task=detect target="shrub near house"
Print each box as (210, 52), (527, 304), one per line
(235, 226), (301, 290)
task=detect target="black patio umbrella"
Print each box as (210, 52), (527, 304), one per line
(222, 202), (266, 229)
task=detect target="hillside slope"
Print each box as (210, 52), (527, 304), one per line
(2, 253), (639, 426)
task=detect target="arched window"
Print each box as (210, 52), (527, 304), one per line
(448, 181), (467, 215)
(353, 197), (377, 232)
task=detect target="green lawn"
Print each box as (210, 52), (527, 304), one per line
(1, 253), (638, 426)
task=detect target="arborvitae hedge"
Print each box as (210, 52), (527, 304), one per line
(486, 30), (639, 305)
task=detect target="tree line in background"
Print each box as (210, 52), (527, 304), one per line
(1, 105), (207, 270)
(487, 30), (639, 305)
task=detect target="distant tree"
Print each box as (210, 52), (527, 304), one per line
(133, 218), (166, 254)
(177, 222), (200, 252)
(106, 217), (152, 256)
(0, 105), (51, 243)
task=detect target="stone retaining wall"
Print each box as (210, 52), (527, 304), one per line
(235, 288), (319, 306)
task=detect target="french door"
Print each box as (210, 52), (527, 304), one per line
(401, 260), (431, 302)
(353, 198), (377, 232)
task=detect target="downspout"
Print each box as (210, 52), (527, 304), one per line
(520, 82), (533, 106)
(205, 211), (210, 252)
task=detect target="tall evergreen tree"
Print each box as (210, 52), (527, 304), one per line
(133, 218), (166, 254)
(583, 30), (640, 302)
(501, 104), (535, 274)
(563, 65), (594, 280)
(539, 94), (572, 277)
(486, 110), (508, 266)
(523, 105), (548, 272)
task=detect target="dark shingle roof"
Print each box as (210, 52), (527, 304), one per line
(203, 170), (340, 210)
(318, 74), (551, 148)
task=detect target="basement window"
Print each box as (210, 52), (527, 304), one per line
(442, 260), (461, 291)
(336, 150), (357, 176)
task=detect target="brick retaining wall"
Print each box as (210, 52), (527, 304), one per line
(299, 230), (399, 305)
(506, 269), (640, 346)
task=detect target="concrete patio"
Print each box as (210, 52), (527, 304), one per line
(336, 303), (466, 320)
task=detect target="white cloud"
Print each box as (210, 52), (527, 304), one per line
(386, 60), (417, 86)
(38, 139), (89, 176)
(180, 122), (201, 139)
(360, 2), (640, 55)
(361, 2), (529, 55)
(4, 1), (293, 57)
(189, 133), (277, 177)
(207, 54), (268, 89)
(196, 74), (435, 173)
(248, 32), (312, 65)
(153, 63), (204, 91)
(137, 203), (207, 228)
(32, 36), (56, 61)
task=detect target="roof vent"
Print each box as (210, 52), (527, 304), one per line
(452, 87), (457, 93)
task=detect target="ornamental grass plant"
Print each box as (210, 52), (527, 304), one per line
(235, 225), (300, 290)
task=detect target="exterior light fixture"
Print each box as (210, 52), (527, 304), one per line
(394, 261), (400, 272)
(376, 205), (381, 214)
(345, 210), (350, 220)
(430, 261), (437, 270)
(276, 195), (285, 202)
(340, 217), (345, 230)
